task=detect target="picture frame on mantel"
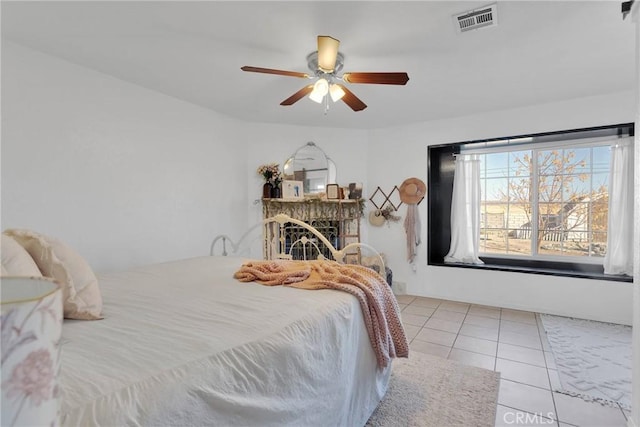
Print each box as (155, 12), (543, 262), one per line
(282, 180), (304, 200)
(326, 184), (340, 200)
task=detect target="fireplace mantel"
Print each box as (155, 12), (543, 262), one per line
(262, 198), (364, 259)
(262, 198), (364, 222)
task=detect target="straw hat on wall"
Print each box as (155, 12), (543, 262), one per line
(399, 178), (426, 205)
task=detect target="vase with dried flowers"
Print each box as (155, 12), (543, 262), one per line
(257, 163), (281, 199)
(270, 171), (283, 198)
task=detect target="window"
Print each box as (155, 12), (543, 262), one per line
(478, 144), (610, 261)
(427, 123), (634, 282)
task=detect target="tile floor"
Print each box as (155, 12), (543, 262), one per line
(395, 295), (631, 427)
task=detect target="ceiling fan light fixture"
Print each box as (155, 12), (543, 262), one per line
(242, 34), (408, 113)
(317, 35), (340, 72)
(329, 84), (345, 102)
(308, 91), (324, 104)
(309, 78), (329, 103)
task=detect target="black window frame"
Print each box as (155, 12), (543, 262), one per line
(427, 123), (634, 283)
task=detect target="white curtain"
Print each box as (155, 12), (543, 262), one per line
(445, 154), (484, 264)
(604, 139), (634, 275)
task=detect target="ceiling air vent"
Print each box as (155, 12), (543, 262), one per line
(454, 4), (498, 33)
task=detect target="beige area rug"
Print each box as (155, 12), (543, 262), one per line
(367, 352), (500, 427)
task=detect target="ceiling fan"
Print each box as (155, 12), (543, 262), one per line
(241, 35), (409, 112)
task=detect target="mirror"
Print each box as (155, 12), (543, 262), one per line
(283, 142), (337, 194)
(327, 158), (337, 185)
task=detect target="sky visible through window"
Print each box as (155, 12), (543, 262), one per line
(479, 145), (610, 258)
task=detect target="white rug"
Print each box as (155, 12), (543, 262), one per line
(540, 314), (632, 410)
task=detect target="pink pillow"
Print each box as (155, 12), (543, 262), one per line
(4, 229), (103, 320)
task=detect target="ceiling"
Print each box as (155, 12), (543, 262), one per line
(1, 1), (636, 129)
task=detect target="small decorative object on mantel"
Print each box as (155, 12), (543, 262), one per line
(271, 172), (282, 198)
(341, 186), (350, 199)
(399, 177), (426, 265)
(282, 180), (304, 200)
(257, 163), (282, 199)
(262, 182), (272, 199)
(326, 184), (340, 200)
(270, 183), (281, 199)
(348, 182), (363, 199)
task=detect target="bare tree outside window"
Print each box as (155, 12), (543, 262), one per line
(479, 145), (609, 258)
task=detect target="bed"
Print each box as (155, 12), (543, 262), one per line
(58, 215), (403, 426)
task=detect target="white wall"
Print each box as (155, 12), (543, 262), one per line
(366, 91), (636, 325)
(631, 4), (639, 427)
(1, 41), (248, 272)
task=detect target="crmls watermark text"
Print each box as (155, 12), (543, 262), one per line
(503, 411), (556, 424)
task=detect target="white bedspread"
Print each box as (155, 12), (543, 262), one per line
(60, 256), (390, 426)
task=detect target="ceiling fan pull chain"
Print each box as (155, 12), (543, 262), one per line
(324, 92), (330, 115)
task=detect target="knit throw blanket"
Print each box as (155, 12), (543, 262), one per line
(234, 260), (409, 369)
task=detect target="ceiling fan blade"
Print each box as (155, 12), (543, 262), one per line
(241, 66), (310, 79)
(336, 84), (367, 111)
(317, 35), (340, 72)
(343, 72), (410, 85)
(280, 85), (314, 106)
